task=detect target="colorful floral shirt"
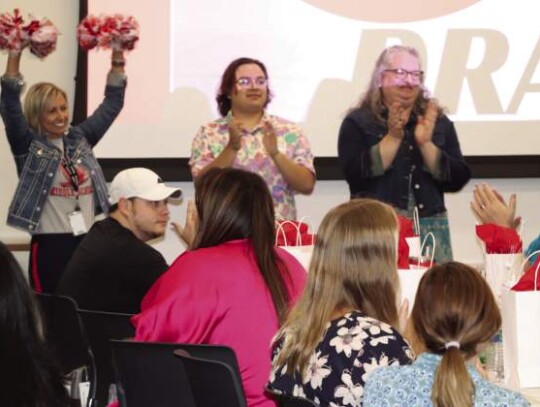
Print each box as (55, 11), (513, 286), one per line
(363, 352), (530, 406)
(267, 311), (414, 406)
(189, 113), (315, 220)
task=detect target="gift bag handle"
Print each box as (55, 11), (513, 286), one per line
(412, 232), (436, 269)
(519, 249), (540, 291)
(275, 218), (314, 246)
(413, 207), (421, 236)
(275, 220), (302, 246)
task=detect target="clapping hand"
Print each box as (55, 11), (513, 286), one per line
(172, 200), (199, 249)
(471, 183), (521, 229)
(387, 102), (407, 140)
(262, 121), (279, 158)
(414, 99), (438, 146)
(227, 117), (244, 151)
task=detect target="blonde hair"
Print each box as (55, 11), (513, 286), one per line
(273, 198), (400, 376)
(23, 82), (68, 135)
(411, 262), (501, 407)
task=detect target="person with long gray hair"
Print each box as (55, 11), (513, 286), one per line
(267, 199), (413, 406)
(338, 45), (470, 263)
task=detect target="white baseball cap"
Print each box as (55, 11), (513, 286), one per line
(109, 167), (182, 205)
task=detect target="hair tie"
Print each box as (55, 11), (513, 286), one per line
(445, 341), (460, 350)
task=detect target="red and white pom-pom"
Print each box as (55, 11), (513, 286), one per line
(25, 17), (59, 58)
(77, 14), (102, 51)
(0, 9), (29, 52)
(98, 14), (139, 51)
(77, 14), (139, 52)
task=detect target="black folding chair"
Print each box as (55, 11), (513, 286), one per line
(266, 387), (320, 407)
(174, 349), (247, 407)
(110, 340), (195, 407)
(77, 309), (135, 407)
(110, 340), (245, 407)
(35, 293), (96, 407)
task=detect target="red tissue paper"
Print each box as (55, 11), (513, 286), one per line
(476, 223), (522, 254)
(512, 256), (540, 291)
(397, 215), (414, 269)
(275, 221), (314, 246)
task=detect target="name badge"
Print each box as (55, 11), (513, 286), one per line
(68, 210), (88, 236)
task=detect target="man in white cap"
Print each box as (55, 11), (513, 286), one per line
(56, 168), (182, 314)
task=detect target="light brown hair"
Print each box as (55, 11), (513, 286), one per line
(273, 198), (400, 375)
(411, 262), (501, 407)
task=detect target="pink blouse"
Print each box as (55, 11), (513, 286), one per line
(132, 239), (307, 407)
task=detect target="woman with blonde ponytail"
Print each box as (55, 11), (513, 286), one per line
(364, 262), (529, 406)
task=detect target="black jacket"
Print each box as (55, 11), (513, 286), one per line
(338, 107), (471, 217)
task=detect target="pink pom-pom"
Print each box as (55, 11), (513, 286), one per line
(77, 15), (101, 51)
(77, 14), (139, 52)
(0, 9), (28, 53)
(25, 17), (59, 58)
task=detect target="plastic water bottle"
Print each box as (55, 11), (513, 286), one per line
(486, 330), (504, 382)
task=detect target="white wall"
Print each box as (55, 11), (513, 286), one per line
(2, 0), (539, 271)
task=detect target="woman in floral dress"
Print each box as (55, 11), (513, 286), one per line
(267, 199), (413, 406)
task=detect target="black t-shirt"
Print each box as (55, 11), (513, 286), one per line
(56, 217), (168, 314)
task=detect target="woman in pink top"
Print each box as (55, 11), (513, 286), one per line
(132, 168), (307, 407)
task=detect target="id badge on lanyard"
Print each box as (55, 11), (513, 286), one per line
(62, 154), (88, 236)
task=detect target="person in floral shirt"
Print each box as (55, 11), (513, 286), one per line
(267, 199), (413, 406)
(189, 57), (315, 220)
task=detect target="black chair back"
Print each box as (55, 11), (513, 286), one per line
(77, 309), (135, 407)
(174, 349), (247, 407)
(35, 293), (93, 373)
(266, 387), (320, 407)
(110, 340), (195, 407)
(35, 293), (96, 406)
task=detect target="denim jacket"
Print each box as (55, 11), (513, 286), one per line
(0, 75), (126, 232)
(338, 107), (471, 217)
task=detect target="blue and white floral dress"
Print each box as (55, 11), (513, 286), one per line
(363, 352), (530, 406)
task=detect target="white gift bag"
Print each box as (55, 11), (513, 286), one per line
(397, 233), (434, 312)
(501, 251), (540, 389)
(398, 266), (428, 312)
(485, 253), (523, 304)
(275, 219), (314, 272)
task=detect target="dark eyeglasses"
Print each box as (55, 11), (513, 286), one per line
(384, 68), (424, 82)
